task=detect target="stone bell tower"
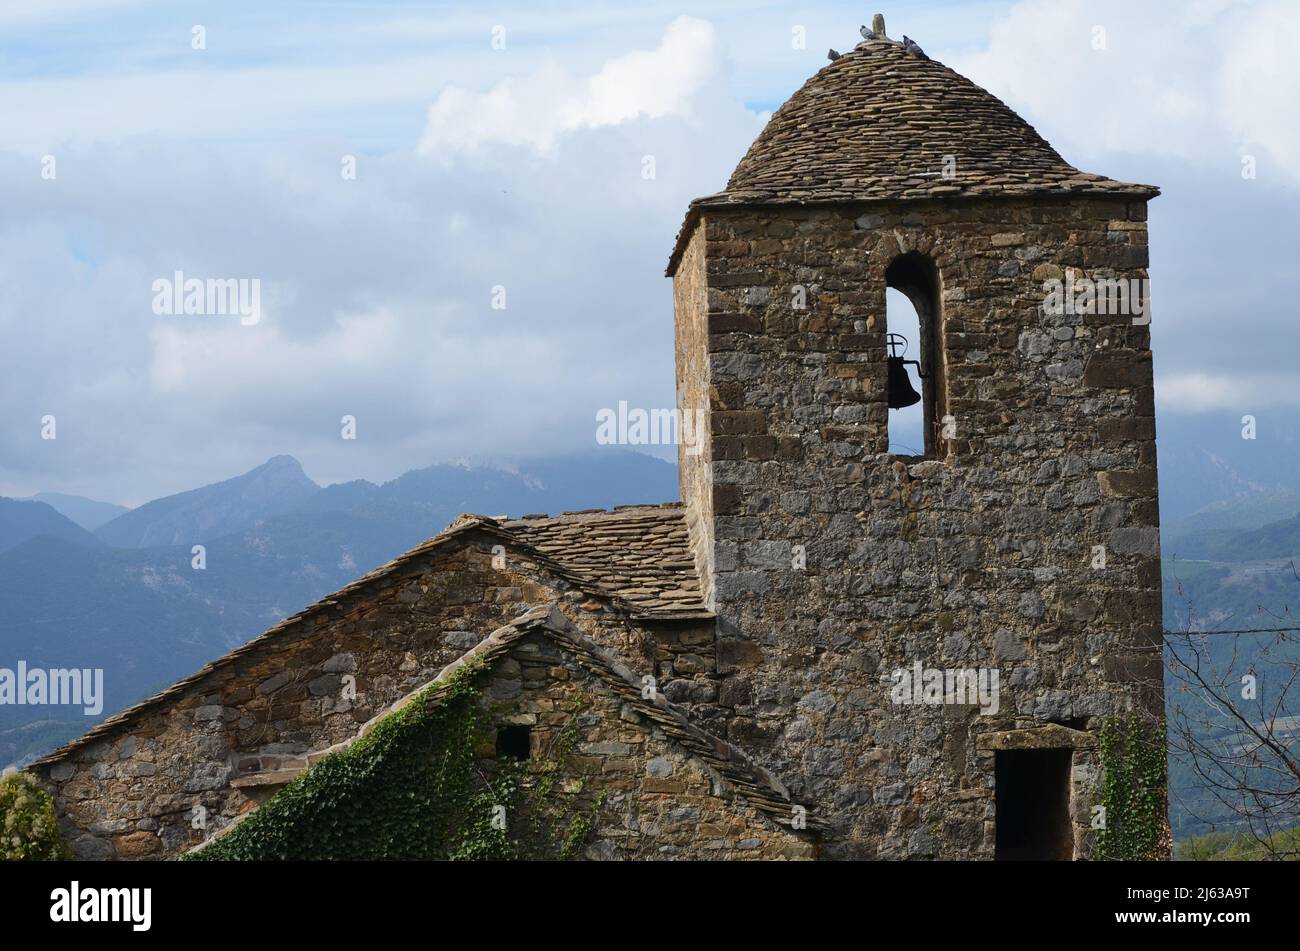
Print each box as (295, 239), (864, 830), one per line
(668, 18), (1165, 859)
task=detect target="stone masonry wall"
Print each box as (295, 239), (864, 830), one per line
(673, 223), (717, 609)
(485, 631), (814, 859)
(673, 196), (1164, 858)
(35, 536), (665, 859)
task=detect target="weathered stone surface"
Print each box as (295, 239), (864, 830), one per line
(34, 538), (706, 859)
(671, 193), (1164, 859)
(113, 831), (161, 858)
(976, 724), (1099, 751)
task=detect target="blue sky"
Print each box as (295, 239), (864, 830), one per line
(0, 1), (1005, 150)
(1, 0), (1297, 504)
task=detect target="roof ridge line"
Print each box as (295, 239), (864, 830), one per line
(214, 604), (819, 840)
(500, 501), (684, 523)
(522, 607), (819, 830)
(31, 516), (695, 770)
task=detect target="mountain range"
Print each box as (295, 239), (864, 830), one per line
(1154, 417), (1300, 839)
(14, 492), (129, 532)
(0, 497), (103, 554)
(0, 451), (678, 768)
(93, 455), (321, 548)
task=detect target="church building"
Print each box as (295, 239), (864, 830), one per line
(34, 18), (1165, 861)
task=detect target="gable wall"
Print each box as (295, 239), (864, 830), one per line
(35, 538), (661, 859)
(485, 632), (814, 859)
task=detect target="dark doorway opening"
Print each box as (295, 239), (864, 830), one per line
(995, 748), (1073, 860)
(495, 725), (532, 760)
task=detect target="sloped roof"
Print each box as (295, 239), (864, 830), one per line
(32, 504), (707, 770)
(208, 606), (819, 847)
(666, 37), (1157, 274)
(504, 505), (702, 615)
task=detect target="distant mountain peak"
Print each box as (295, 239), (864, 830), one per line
(15, 492), (130, 531)
(94, 456), (321, 548)
(258, 455), (306, 472)
(0, 497), (104, 554)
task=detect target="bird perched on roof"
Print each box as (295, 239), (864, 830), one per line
(902, 35), (929, 60)
(859, 24), (880, 40)
(827, 48), (841, 61)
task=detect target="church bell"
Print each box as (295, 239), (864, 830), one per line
(886, 333), (923, 410)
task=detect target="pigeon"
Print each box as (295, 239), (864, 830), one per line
(860, 25), (879, 40)
(902, 35), (929, 60)
(827, 48), (842, 61)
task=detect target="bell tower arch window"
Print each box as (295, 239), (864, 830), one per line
(885, 251), (946, 459)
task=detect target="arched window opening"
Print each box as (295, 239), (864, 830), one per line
(885, 252), (945, 459)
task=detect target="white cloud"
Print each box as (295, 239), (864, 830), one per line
(1157, 372), (1300, 412)
(945, 0), (1300, 423)
(583, 16), (719, 126)
(418, 16), (721, 156)
(1157, 373), (1238, 412)
(951, 0), (1300, 186)
(1217, 4), (1300, 181)
(0, 17), (763, 502)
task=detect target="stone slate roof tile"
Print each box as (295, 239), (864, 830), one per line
(503, 504), (704, 616)
(666, 39), (1158, 274)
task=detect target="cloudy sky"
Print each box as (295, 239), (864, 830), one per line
(1, 0), (1297, 505)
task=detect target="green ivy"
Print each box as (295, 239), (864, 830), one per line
(189, 664), (602, 860)
(1094, 712), (1167, 861)
(0, 771), (70, 861)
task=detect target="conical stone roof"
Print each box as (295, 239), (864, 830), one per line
(722, 38), (1155, 203)
(667, 35), (1156, 273)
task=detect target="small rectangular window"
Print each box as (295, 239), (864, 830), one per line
(495, 725), (532, 760)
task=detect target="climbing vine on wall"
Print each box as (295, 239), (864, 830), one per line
(0, 771), (70, 861)
(189, 664), (602, 861)
(1093, 712), (1168, 861)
